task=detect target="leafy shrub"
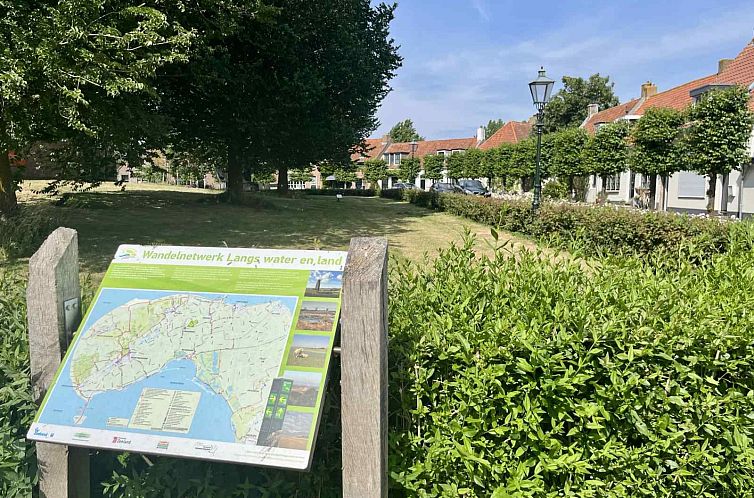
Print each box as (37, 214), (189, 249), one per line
(383, 190), (736, 258)
(380, 188), (404, 200)
(305, 188), (376, 197)
(542, 180), (568, 200)
(0, 206), (62, 258)
(388, 228), (754, 496)
(0, 270), (37, 498)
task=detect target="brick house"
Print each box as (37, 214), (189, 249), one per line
(381, 136), (481, 189)
(581, 38), (754, 216)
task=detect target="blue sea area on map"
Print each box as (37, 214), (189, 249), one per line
(37, 288), (298, 442)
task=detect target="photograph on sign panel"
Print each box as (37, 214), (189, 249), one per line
(286, 334), (330, 368)
(295, 300), (337, 332)
(283, 370), (322, 408)
(304, 270), (343, 298)
(258, 411), (313, 450)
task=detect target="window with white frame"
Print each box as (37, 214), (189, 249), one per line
(605, 173), (621, 192)
(288, 180), (306, 190)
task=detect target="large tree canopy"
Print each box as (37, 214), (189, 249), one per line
(685, 86), (754, 212)
(0, 0), (193, 213)
(160, 0), (401, 202)
(388, 119), (424, 143)
(629, 106), (685, 209)
(544, 74), (619, 133)
(483, 119), (505, 140)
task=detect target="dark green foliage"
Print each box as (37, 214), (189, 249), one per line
(586, 121), (630, 177)
(388, 226), (754, 496)
(386, 190), (734, 258)
(445, 153), (466, 180)
(544, 74), (620, 132)
(0, 271), (37, 497)
(388, 119), (423, 143)
(686, 86), (753, 177)
(400, 157), (421, 183)
(484, 119), (505, 139)
(363, 158), (388, 187)
(550, 128), (590, 178)
(542, 179), (568, 199)
(161, 0), (401, 201)
(0, 0), (194, 212)
(422, 154), (445, 181)
(685, 86), (754, 211)
(629, 107), (685, 177)
(510, 138), (536, 178)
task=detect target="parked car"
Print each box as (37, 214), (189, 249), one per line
(393, 182), (416, 190)
(430, 182), (464, 194)
(458, 179), (491, 196)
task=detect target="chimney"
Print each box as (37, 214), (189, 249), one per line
(641, 81), (657, 99)
(476, 126), (485, 142)
(587, 103), (599, 118)
(381, 133), (391, 145)
(718, 58), (734, 75)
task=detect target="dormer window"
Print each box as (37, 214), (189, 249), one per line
(689, 83), (734, 103)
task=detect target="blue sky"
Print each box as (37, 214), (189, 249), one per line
(373, 0), (754, 140)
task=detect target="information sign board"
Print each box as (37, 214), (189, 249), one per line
(28, 244), (347, 470)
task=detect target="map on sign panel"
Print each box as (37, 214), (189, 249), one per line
(28, 245), (347, 470)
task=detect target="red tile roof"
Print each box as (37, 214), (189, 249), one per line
(582, 99), (641, 134)
(715, 41), (754, 86)
(384, 137), (478, 157)
(351, 138), (388, 162)
(634, 74), (718, 115)
(714, 40), (754, 111)
(478, 121), (533, 149)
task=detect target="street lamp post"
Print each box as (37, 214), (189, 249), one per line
(528, 67), (554, 211)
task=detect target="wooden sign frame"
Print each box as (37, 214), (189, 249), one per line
(27, 228), (388, 498)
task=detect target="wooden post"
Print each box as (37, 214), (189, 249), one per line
(341, 237), (389, 498)
(27, 227), (90, 498)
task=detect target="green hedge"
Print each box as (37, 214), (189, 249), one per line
(380, 188), (404, 200)
(383, 190), (735, 257)
(388, 227), (754, 496)
(305, 188), (376, 197)
(0, 271), (37, 498)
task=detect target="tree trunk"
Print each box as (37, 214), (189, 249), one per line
(277, 166), (289, 193)
(568, 176), (575, 201)
(648, 173), (657, 210)
(721, 173), (729, 216)
(501, 174), (507, 192)
(706, 172), (717, 214)
(628, 170), (636, 204)
(0, 149), (18, 214)
(656, 175), (667, 211)
(226, 141), (244, 204)
(600, 174), (607, 198)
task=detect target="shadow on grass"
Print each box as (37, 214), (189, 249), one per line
(40, 189), (434, 274)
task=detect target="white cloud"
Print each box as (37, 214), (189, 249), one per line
(470, 0), (490, 21)
(376, 4), (754, 139)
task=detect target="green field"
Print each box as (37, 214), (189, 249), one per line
(5, 181), (536, 277)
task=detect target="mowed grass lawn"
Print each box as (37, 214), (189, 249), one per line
(7, 181), (535, 278)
